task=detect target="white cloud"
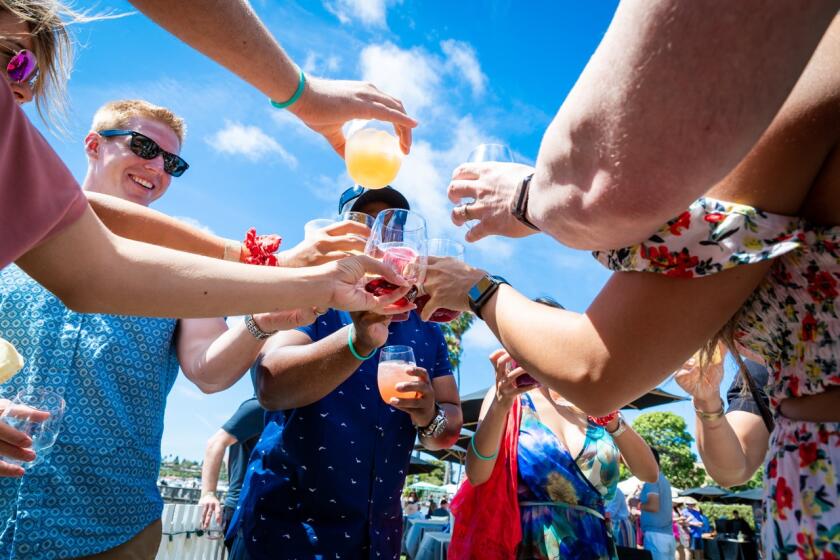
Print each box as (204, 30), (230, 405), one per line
(205, 121), (298, 168)
(171, 216), (215, 235)
(463, 321), (500, 351)
(302, 51), (342, 76)
(360, 42), (440, 114)
(441, 40), (487, 97)
(325, 0), (395, 27)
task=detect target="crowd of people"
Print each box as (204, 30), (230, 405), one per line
(1, 0), (838, 559)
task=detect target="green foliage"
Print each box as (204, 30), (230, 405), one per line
(632, 412), (705, 489)
(697, 503), (756, 530)
(730, 467), (764, 491)
(440, 312), (476, 371)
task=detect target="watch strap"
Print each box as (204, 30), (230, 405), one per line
(244, 314), (278, 340)
(468, 275), (509, 320)
(510, 173), (539, 231)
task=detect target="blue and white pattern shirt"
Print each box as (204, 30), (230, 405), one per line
(229, 310), (451, 560)
(0, 265), (179, 559)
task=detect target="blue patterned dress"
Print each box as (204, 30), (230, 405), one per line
(516, 394), (620, 560)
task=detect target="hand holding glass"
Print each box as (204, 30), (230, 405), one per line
(415, 239), (465, 322)
(345, 120), (404, 189)
(378, 345), (419, 404)
(0, 387), (65, 469)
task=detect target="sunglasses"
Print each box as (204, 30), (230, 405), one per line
(1, 47), (38, 84)
(338, 185), (365, 215)
(99, 129), (190, 177)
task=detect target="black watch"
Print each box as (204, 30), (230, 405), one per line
(468, 274), (509, 320)
(510, 173), (540, 231)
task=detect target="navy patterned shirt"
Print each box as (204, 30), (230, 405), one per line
(229, 310), (451, 560)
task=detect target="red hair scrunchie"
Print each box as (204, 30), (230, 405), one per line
(242, 227), (282, 266)
(589, 411), (619, 427)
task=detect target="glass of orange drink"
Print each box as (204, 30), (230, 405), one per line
(377, 345), (419, 405)
(345, 120), (404, 189)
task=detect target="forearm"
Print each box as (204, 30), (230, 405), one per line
(256, 327), (374, 410)
(613, 428), (659, 483)
(16, 207), (328, 317)
(86, 192), (239, 261)
(418, 402), (462, 451)
(694, 405), (756, 487)
(528, 0), (835, 250)
(465, 399), (510, 485)
(129, 0), (299, 101)
(200, 441), (227, 494)
(183, 323), (266, 394)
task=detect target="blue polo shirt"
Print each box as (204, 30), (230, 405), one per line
(228, 310), (451, 560)
(0, 265), (179, 559)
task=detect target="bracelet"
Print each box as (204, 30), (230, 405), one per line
(694, 398), (725, 421)
(270, 69), (306, 109)
(469, 433), (498, 461)
(347, 326), (376, 361)
(245, 314), (278, 340)
(242, 228), (281, 266)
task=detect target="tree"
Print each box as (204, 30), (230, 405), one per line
(729, 466), (764, 491)
(631, 412), (705, 489)
(440, 312), (476, 380)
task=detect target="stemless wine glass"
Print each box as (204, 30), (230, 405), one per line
(304, 218), (336, 240)
(339, 211), (375, 228)
(377, 345), (418, 405)
(344, 120), (404, 189)
(415, 239), (465, 323)
(0, 387), (66, 469)
(205, 514), (224, 540)
(460, 144), (515, 228)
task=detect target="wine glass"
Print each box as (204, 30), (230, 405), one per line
(415, 239), (465, 323)
(364, 209), (428, 322)
(205, 513), (224, 540)
(0, 387), (66, 469)
(461, 144), (515, 228)
(304, 218), (335, 240)
(344, 120), (404, 189)
(377, 345), (418, 405)
(339, 211), (375, 228)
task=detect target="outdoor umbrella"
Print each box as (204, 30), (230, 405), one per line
(408, 481), (443, 492)
(679, 486), (729, 500)
(721, 488), (764, 503)
(408, 454), (439, 475)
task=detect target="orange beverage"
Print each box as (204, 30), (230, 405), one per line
(345, 128), (403, 189)
(377, 360), (419, 404)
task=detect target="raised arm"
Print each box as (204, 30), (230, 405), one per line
(16, 206), (410, 318)
(675, 358), (769, 487)
(608, 417), (659, 483)
(128, 0), (416, 155)
(450, 1), (836, 249)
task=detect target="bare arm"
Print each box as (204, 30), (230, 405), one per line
(199, 429), (237, 527)
(465, 389), (508, 485)
(127, 0), (416, 154)
(256, 326), (377, 411)
(696, 410), (769, 488)
(610, 421), (659, 483)
(418, 376), (462, 451)
(528, 0), (836, 249)
(640, 492), (660, 513)
(86, 192), (239, 261)
(16, 206), (408, 318)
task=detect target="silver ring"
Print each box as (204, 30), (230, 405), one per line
(461, 203), (472, 220)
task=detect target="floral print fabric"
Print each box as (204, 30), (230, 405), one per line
(516, 394), (620, 559)
(593, 197), (840, 559)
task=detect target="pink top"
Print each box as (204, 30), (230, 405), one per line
(0, 80), (87, 269)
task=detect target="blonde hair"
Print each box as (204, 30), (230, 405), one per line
(91, 99), (187, 145)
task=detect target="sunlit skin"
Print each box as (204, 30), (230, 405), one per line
(83, 117), (181, 207)
(0, 11), (36, 104)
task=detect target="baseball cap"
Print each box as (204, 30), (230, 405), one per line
(338, 185), (410, 215)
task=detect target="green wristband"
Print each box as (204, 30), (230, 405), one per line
(347, 325), (376, 361)
(469, 433), (498, 461)
(270, 69), (306, 110)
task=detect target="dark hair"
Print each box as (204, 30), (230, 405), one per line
(650, 447), (661, 466)
(534, 296), (565, 310)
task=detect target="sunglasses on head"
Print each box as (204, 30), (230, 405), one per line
(1, 46), (38, 84)
(99, 129), (190, 177)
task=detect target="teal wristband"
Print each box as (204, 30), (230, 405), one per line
(469, 433), (498, 461)
(270, 69), (306, 109)
(347, 325), (376, 361)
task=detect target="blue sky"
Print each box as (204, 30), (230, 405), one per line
(26, 0), (740, 463)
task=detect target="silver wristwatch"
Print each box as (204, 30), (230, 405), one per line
(607, 414), (628, 438)
(244, 314), (278, 340)
(417, 404), (447, 439)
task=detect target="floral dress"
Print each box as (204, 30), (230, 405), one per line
(516, 394), (620, 559)
(594, 197), (840, 559)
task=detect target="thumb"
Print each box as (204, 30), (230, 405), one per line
(464, 221), (490, 243)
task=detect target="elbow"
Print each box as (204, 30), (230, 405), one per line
(637, 465), (659, 484)
(464, 465), (490, 487)
(705, 469), (756, 489)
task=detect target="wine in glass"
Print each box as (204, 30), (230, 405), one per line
(377, 345), (419, 405)
(345, 120), (404, 189)
(364, 209), (428, 321)
(415, 239), (465, 323)
(0, 387), (66, 469)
